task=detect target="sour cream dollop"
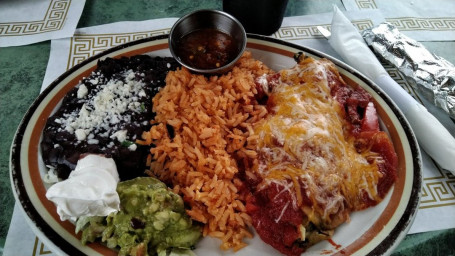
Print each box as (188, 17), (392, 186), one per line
(46, 154), (120, 222)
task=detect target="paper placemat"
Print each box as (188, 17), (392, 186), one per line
(342, 0), (455, 41)
(41, 18), (178, 91)
(5, 10), (455, 255)
(0, 0), (86, 47)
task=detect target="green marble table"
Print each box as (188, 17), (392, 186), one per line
(1, 0), (454, 255)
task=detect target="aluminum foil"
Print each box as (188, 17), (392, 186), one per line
(362, 22), (455, 119)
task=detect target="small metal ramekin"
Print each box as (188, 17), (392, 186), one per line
(169, 9), (247, 74)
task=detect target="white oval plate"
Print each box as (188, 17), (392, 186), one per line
(10, 34), (421, 256)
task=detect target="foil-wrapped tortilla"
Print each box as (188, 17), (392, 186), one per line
(362, 22), (455, 119)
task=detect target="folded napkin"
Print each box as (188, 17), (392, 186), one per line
(0, 0), (86, 47)
(327, 6), (455, 174)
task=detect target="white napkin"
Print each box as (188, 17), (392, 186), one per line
(0, 0), (86, 47)
(327, 6), (455, 174)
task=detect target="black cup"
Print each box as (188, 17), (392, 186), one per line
(222, 0), (289, 35)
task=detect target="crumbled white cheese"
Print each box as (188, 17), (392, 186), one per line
(127, 70), (135, 80)
(128, 143), (137, 151)
(65, 125), (74, 133)
(56, 69), (147, 143)
(87, 139), (99, 144)
(110, 115), (120, 124)
(75, 129), (87, 141)
(111, 130), (127, 142)
(128, 102), (141, 111)
(77, 84), (88, 99)
(89, 78), (99, 85)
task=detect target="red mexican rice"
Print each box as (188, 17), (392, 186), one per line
(137, 52), (273, 250)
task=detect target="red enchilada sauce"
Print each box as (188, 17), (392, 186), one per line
(330, 76), (398, 202)
(175, 28), (237, 69)
(244, 56), (397, 256)
(246, 183), (306, 256)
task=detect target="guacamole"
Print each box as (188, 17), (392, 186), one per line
(77, 177), (201, 256)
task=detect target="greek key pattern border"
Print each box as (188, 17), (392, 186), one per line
(66, 21), (374, 67)
(0, 0), (71, 36)
(354, 0), (455, 31)
(65, 29), (455, 209)
(273, 20), (375, 40)
(420, 168), (455, 209)
(355, 0), (378, 9)
(32, 236), (52, 255)
(387, 17), (455, 31)
(67, 29), (170, 69)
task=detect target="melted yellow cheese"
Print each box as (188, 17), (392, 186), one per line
(254, 57), (381, 226)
